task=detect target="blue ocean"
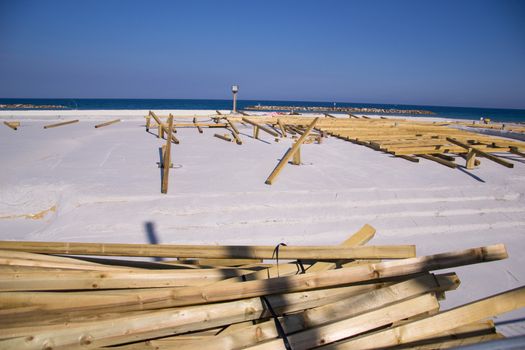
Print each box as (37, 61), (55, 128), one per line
(1, 98), (524, 123)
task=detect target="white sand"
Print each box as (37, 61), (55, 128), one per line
(1, 110), (525, 335)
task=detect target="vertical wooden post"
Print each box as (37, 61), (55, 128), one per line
(466, 148), (477, 170)
(292, 147), (301, 165)
(277, 119), (287, 137)
(161, 115), (174, 194)
(146, 116), (151, 131)
(253, 126), (260, 139)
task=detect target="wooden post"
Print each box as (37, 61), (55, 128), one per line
(253, 125), (260, 139)
(161, 115), (174, 194)
(94, 119), (120, 128)
(466, 148), (477, 169)
(226, 120), (242, 144)
(3, 121), (20, 130)
(292, 146), (301, 165)
(277, 119), (287, 137)
(146, 115), (151, 131)
(265, 118), (319, 185)
(43, 120), (79, 129)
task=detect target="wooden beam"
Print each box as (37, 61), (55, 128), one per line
(323, 286), (525, 349)
(94, 119), (120, 128)
(396, 155), (420, 163)
(214, 133), (232, 142)
(324, 113), (337, 118)
(161, 114), (174, 194)
(307, 224), (376, 273)
(226, 120), (242, 144)
(417, 154), (457, 168)
(510, 146), (525, 158)
(277, 119), (287, 137)
(446, 137), (513, 168)
(43, 120), (79, 129)
(242, 117), (279, 137)
(0, 241), (415, 259)
(244, 294), (440, 350)
(265, 117), (319, 185)
(3, 121), (19, 130)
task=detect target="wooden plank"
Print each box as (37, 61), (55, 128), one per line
(446, 137), (514, 168)
(417, 154), (457, 168)
(173, 123), (228, 127)
(94, 119), (120, 128)
(242, 117), (279, 137)
(43, 119), (79, 129)
(180, 273), (458, 350)
(396, 155), (420, 163)
(0, 268), (256, 291)
(226, 119), (242, 144)
(161, 114), (174, 194)
(0, 244), (504, 317)
(321, 286), (525, 350)
(3, 121), (20, 130)
(324, 113), (337, 118)
(306, 224), (376, 273)
(265, 117), (319, 185)
(0, 285), (385, 346)
(244, 294), (440, 350)
(0, 241), (415, 259)
(214, 133), (232, 142)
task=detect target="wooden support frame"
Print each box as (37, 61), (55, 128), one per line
(161, 115), (174, 194)
(446, 137), (513, 168)
(265, 118), (319, 185)
(3, 121), (20, 130)
(242, 117), (279, 137)
(94, 119), (120, 128)
(43, 119), (79, 129)
(149, 111), (179, 144)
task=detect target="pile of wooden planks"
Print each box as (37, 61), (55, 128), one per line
(0, 224), (523, 350)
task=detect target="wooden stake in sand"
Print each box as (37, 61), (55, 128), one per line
(265, 117), (319, 185)
(43, 119), (79, 129)
(161, 114), (174, 194)
(214, 133), (232, 142)
(3, 121), (20, 130)
(94, 119), (120, 128)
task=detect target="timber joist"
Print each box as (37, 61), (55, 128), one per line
(0, 225), (521, 350)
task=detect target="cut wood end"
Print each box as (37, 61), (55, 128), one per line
(481, 244), (508, 261)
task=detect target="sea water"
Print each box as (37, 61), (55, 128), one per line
(1, 98), (524, 123)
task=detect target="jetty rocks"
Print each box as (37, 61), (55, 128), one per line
(0, 103), (66, 109)
(246, 104), (435, 115)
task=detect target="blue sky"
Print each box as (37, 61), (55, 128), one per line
(1, 0), (524, 108)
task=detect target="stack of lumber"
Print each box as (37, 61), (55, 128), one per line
(0, 224), (523, 350)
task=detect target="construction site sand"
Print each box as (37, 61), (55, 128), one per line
(1, 110), (524, 336)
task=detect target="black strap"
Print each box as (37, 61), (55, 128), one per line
(261, 296), (293, 350)
(272, 243), (287, 277)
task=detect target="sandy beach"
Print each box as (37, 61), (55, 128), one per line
(1, 110), (525, 336)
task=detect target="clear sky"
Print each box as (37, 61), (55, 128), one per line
(1, 0), (524, 108)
